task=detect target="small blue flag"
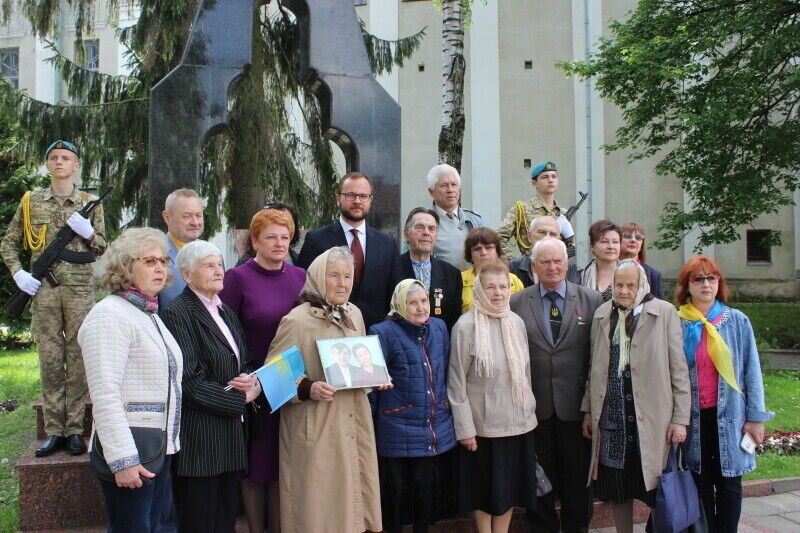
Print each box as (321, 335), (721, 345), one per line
(254, 346), (305, 412)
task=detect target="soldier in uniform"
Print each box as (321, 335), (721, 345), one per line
(0, 140), (106, 457)
(496, 161), (575, 260)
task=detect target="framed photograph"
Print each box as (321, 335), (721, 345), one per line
(316, 335), (391, 389)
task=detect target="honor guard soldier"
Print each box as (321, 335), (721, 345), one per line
(0, 140), (107, 457)
(497, 161), (575, 260)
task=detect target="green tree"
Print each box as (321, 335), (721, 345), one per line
(559, 0), (800, 250)
(2, 0), (424, 237)
(0, 82), (47, 332)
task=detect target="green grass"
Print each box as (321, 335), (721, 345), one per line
(0, 349), (40, 533)
(763, 370), (800, 434)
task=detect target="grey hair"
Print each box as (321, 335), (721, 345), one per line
(176, 240), (222, 274)
(99, 227), (171, 292)
(532, 237), (568, 263)
(528, 214), (559, 233)
(164, 188), (201, 213)
(426, 163), (461, 189)
(326, 246), (355, 267)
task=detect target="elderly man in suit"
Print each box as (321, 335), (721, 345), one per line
(159, 188), (204, 309)
(510, 237), (604, 533)
(399, 207), (462, 330)
(509, 215), (580, 288)
(298, 172), (402, 328)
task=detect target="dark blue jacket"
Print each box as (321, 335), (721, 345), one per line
(368, 317), (456, 458)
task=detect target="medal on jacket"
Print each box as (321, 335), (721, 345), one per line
(434, 288), (443, 315)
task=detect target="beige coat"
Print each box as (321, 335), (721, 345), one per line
(448, 310), (538, 441)
(267, 302), (381, 533)
(582, 298), (691, 491)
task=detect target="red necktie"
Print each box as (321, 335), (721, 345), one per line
(350, 228), (364, 285)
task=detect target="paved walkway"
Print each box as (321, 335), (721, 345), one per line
(590, 490), (800, 532)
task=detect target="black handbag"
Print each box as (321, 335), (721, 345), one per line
(89, 315), (173, 482)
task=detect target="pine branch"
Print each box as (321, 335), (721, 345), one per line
(360, 19), (427, 76)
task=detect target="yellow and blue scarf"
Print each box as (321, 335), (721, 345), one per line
(678, 300), (741, 394)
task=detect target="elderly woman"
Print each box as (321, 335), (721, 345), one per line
(368, 279), (457, 533)
(580, 219), (621, 302)
(78, 228), (183, 532)
(159, 240), (262, 532)
(618, 222), (663, 299)
(219, 207), (306, 533)
(676, 256), (773, 532)
(581, 259), (691, 533)
(266, 246), (383, 533)
(461, 228), (524, 313)
(449, 260), (538, 533)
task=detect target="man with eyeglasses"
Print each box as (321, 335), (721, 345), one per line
(509, 215), (581, 288)
(298, 172), (402, 328)
(159, 188), (205, 309)
(1, 140), (107, 456)
(426, 163), (483, 270)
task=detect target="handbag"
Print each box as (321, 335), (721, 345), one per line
(535, 458), (553, 497)
(89, 315), (173, 482)
(652, 444), (701, 533)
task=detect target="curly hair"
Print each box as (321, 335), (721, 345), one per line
(100, 227), (172, 292)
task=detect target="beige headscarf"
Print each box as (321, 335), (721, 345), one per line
(299, 247), (357, 331)
(389, 279), (427, 321)
(611, 259), (651, 375)
(472, 271), (530, 409)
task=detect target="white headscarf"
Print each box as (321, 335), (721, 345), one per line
(611, 259), (651, 375)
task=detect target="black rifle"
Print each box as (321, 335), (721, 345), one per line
(4, 186), (112, 317)
(564, 191), (588, 258)
(565, 191), (589, 221)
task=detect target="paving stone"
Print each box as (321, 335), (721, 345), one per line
(762, 492), (800, 512)
(746, 514), (800, 532)
(784, 511), (800, 525)
(741, 496), (787, 516)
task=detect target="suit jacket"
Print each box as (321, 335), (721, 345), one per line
(297, 221), (402, 328)
(325, 363), (368, 389)
(510, 281), (604, 422)
(399, 251), (463, 331)
(158, 237), (187, 310)
(160, 286), (258, 477)
(641, 262), (664, 299)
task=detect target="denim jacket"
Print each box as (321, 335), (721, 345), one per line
(681, 307), (774, 477)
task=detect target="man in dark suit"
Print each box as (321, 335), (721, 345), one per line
(324, 342), (366, 389)
(509, 215), (580, 287)
(399, 207), (462, 330)
(510, 237), (604, 533)
(298, 172), (402, 328)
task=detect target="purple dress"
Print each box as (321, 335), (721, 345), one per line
(219, 258), (306, 483)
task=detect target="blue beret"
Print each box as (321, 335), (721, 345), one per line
(531, 161), (557, 179)
(45, 140), (80, 159)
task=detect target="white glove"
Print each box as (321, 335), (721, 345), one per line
(13, 270), (41, 296)
(67, 212), (94, 239)
(557, 213), (575, 239)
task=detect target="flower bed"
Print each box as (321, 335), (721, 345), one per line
(757, 430), (800, 456)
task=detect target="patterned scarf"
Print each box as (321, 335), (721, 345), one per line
(298, 248), (357, 331)
(678, 300), (741, 394)
(114, 287), (158, 314)
(472, 273), (530, 409)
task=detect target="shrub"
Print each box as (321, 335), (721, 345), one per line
(733, 302), (800, 350)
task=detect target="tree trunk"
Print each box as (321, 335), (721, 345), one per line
(437, 0), (466, 172)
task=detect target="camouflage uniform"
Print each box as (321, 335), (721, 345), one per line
(496, 196), (575, 260)
(0, 186), (106, 437)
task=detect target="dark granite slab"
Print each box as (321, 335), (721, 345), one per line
(15, 438), (106, 531)
(34, 400), (92, 440)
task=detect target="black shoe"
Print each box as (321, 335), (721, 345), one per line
(35, 435), (67, 457)
(66, 434), (87, 455)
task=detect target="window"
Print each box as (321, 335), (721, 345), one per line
(0, 48), (19, 89)
(746, 230), (771, 264)
(82, 40), (100, 71)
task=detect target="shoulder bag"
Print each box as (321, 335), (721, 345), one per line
(652, 444), (701, 533)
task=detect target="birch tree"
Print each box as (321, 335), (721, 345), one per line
(437, 0), (467, 171)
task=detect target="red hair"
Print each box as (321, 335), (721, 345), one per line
(249, 208), (295, 241)
(676, 256), (729, 305)
(620, 222), (646, 263)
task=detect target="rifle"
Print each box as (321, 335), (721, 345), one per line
(564, 191), (588, 221)
(4, 186), (113, 317)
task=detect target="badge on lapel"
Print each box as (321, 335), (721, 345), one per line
(434, 288), (443, 315)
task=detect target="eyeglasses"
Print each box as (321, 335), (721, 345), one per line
(136, 256), (171, 268)
(690, 275), (720, 285)
(338, 192), (373, 201)
(621, 232), (646, 241)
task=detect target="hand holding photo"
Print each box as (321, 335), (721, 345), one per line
(316, 335), (391, 389)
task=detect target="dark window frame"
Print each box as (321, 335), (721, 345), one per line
(746, 229), (772, 264)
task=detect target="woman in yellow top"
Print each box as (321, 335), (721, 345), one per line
(461, 228), (524, 313)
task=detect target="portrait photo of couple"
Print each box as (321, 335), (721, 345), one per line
(316, 336), (391, 389)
